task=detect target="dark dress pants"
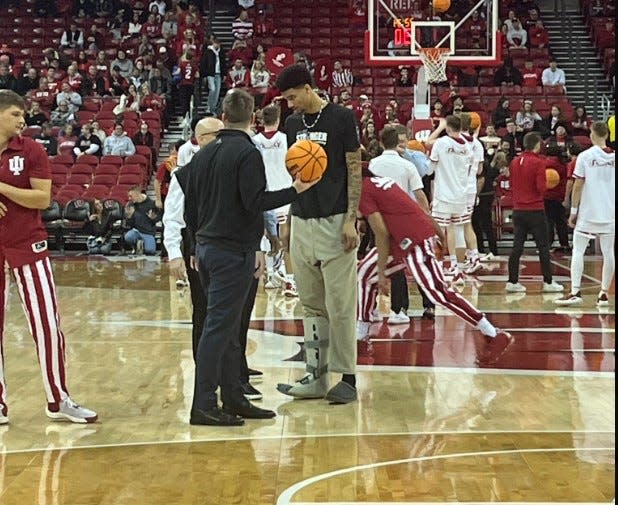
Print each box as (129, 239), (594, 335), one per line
(508, 210), (553, 284)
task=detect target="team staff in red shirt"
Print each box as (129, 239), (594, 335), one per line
(0, 90), (97, 425)
(505, 132), (564, 294)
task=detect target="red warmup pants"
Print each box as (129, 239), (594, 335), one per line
(357, 238), (484, 326)
(1, 256), (69, 414)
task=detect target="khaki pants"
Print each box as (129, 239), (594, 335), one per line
(290, 213), (358, 374)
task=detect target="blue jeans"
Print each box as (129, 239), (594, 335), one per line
(207, 75), (221, 114)
(86, 237), (112, 255)
(193, 243), (255, 411)
(124, 228), (156, 255)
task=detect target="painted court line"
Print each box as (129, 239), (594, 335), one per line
(292, 502), (612, 505)
(1, 430), (614, 456)
(276, 447), (615, 505)
(551, 258), (602, 284)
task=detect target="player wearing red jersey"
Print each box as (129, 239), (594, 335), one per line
(357, 174), (507, 346)
(0, 90), (97, 425)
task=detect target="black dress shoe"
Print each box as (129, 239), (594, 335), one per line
(190, 407), (245, 426)
(223, 400), (276, 419)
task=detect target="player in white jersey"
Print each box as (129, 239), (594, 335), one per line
(426, 115), (471, 282)
(252, 104), (297, 296)
(459, 113), (485, 274)
(555, 121), (615, 306)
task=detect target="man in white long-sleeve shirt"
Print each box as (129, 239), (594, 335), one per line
(176, 117), (203, 169)
(542, 60), (567, 89)
(164, 117), (224, 359)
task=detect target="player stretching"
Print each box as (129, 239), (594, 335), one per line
(0, 90), (97, 424)
(357, 174), (508, 344)
(555, 121), (615, 306)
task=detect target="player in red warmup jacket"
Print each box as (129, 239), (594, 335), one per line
(0, 90), (97, 425)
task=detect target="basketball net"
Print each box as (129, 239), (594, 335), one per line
(418, 48), (450, 83)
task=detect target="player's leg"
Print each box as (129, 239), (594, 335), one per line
(530, 210), (562, 291)
(598, 233), (615, 304)
(0, 263), (9, 422)
(405, 240), (497, 337)
(555, 229), (589, 305)
(507, 211), (529, 291)
(182, 228), (208, 361)
(238, 276), (261, 399)
(463, 195), (481, 272)
(141, 233), (157, 255)
(123, 228), (139, 251)
(12, 258), (97, 423)
(277, 216), (330, 398)
(357, 247), (379, 322)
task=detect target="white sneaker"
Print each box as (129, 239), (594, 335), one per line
(543, 281), (564, 293)
(387, 310), (410, 325)
(480, 252), (496, 262)
(264, 276), (281, 289)
(597, 292), (610, 306)
(464, 259), (483, 274)
(554, 291), (583, 306)
(371, 309), (387, 322)
(505, 282), (526, 293)
(283, 280), (299, 297)
(46, 398), (98, 424)
(0, 413), (8, 425)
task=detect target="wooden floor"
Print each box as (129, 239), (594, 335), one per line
(0, 254), (614, 504)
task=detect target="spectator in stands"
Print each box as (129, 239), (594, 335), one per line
(521, 59), (541, 86)
(103, 123), (136, 156)
(110, 65), (130, 96)
(27, 78), (55, 109)
(149, 0), (166, 16)
(108, 11), (126, 41)
(25, 101), (48, 127)
(528, 19), (549, 48)
(91, 121), (107, 143)
(34, 122), (58, 155)
(507, 19), (528, 49)
(127, 11), (144, 39)
(61, 23), (84, 49)
(56, 82), (82, 114)
(588, 0), (607, 17)
(515, 99), (542, 133)
(491, 97), (512, 129)
(58, 124), (78, 153)
(74, 0), (97, 18)
(112, 50), (135, 80)
(132, 122), (156, 164)
(226, 59), (250, 88)
(493, 57), (523, 86)
(359, 103), (375, 129)
(155, 140), (181, 211)
(541, 104), (567, 138)
(254, 9), (277, 38)
(81, 65), (108, 97)
(395, 67), (413, 87)
(524, 8), (541, 29)
(361, 121), (378, 148)
(95, 0), (115, 17)
(542, 60), (566, 89)
(65, 64), (83, 93)
(551, 124), (572, 148)
(138, 35), (156, 58)
(571, 106), (591, 135)
(431, 99), (445, 128)
(463, 10), (486, 46)
(596, 20), (615, 52)
(503, 10), (517, 31)
(162, 10), (178, 38)
(74, 124), (102, 158)
(148, 67), (171, 100)
(140, 82), (165, 111)
(201, 37), (225, 116)
(51, 101), (75, 127)
(129, 65), (147, 89)
(0, 64), (17, 92)
(366, 138), (382, 159)
(479, 123), (501, 154)
(332, 61), (354, 89)
(45, 67), (62, 95)
(84, 199), (114, 255)
(93, 51), (110, 75)
(142, 13), (162, 39)
(250, 60), (270, 98)
(504, 118), (524, 153)
(227, 39), (253, 67)
(232, 9), (254, 41)
(124, 187), (160, 255)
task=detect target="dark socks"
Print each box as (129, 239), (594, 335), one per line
(342, 374), (356, 388)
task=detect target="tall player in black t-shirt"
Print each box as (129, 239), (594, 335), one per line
(275, 65), (362, 404)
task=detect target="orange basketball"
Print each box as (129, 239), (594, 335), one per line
(285, 140), (328, 182)
(469, 111), (482, 130)
(432, 0), (451, 13)
(546, 168), (560, 189)
(407, 139), (426, 152)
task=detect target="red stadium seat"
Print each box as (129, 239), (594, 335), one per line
(82, 186), (110, 201)
(22, 126), (41, 137)
(521, 86), (543, 96)
(67, 173), (92, 186)
(544, 85), (565, 96)
(71, 164), (94, 175)
(50, 154), (74, 166)
(79, 111), (97, 123)
(77, 154), (99, 166)
(92, 174), (117, 187)
(100, 155), (123, 166)
(96, 164), (120, 177)
(124, 155), (149, 172)
(117, 174), (142, 186)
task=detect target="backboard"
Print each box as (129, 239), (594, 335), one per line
(365, 0), (502, 67)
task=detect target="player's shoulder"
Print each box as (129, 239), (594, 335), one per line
(15, 136), (47, 157)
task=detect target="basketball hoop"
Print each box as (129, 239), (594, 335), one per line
(418, 47), (450, 83)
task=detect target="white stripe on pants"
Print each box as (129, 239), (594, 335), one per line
(358, 240), (483, 327)
(0, 257), (69, 412)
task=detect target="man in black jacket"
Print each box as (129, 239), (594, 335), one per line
(200, 37), (227, 115)
(184, 89), (317, 426)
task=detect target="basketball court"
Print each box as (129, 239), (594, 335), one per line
(0, 253), (614, 504)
